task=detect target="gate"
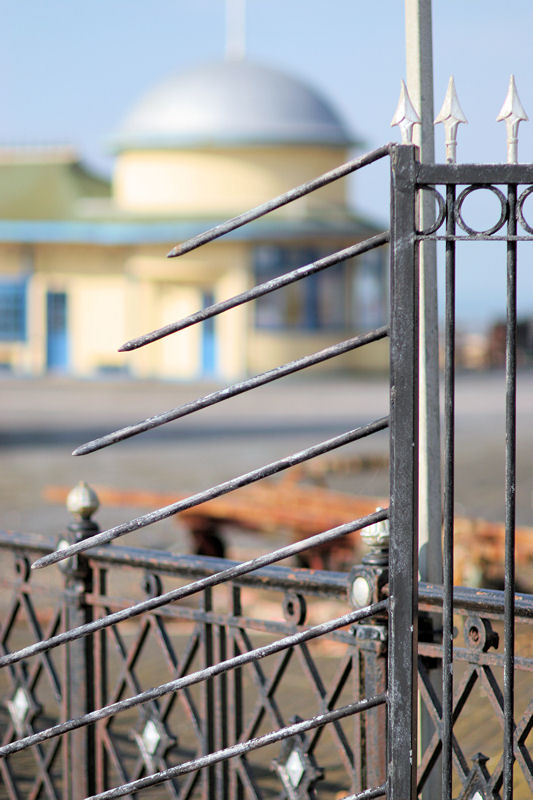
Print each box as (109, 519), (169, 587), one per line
(0, 142), (532, 800)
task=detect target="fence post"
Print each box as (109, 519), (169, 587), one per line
(388, 143), (419, 800)
(351, 515), (389, 790)
(57, 482), (100, 800)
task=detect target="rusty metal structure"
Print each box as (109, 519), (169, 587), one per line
(1, 129), (533, 800)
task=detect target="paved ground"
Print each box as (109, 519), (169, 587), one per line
(2, 371), (533, 799)
(1, 369), (533, 554)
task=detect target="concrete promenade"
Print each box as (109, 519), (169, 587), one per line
(1, 370), (533, 553)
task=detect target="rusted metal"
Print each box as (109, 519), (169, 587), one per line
(61, 514), (98, 800)
(32, 418), (389, 570)
(0, 525), (389, 799)
(387, 143), (419, 800)
(0, 600), (387, 758)
(86, 698), (388, 800)
(4, 137), (533, 800)
(45, 484), (533, 583)
(412, 150), (533, 800)
(0, 509), (388, 669)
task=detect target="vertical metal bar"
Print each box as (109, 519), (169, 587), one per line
(229, 585), (243, 800)
(62, 600), (70, 800)
(388, 143), (419, 800)
(504, 184), (517, 800)
(442, 182), (456, 800)
(93, 565), (108, 796)
(202, 587), (216, 800)
(361, 638), (387, 788)
(63, 559), (95, 800)
(215, 615), (229, 799)
(353, 649), (363, 794)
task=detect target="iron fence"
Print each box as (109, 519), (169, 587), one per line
(414, 159), (533, 800)
(0, 528), (390, 800)
(1, 142), (533, 800)
(0, 143), (412, 800)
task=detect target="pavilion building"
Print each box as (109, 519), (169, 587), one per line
(0, 59), (387, 380)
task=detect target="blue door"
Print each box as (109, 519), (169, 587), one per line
(201, 291), (217, 376)
(46, 292), (68, 371)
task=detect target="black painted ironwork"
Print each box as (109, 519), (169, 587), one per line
(1, 532), (390, 800)
(415, 159), (533, 800)
(2, 142), (533, 800)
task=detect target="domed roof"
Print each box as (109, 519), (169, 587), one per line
(112, 60), (354, 151)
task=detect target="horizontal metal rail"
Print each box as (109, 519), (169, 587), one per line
(75, 325), (388, 455)
(85, 696), (387, 800)
(0, 599), (387, 756)
(32, 417), (389, 570)
(120, 231), (389, 351)
(166, 144), (391, 258)
(1, 508), (387, 667)
(418, 581), (533, 619)
(419, 234), (533, 242)
(0, 531), (351, 595)
(417, 162), (533, 184)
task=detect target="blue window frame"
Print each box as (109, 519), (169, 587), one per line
(253, 246), (347, 331)
(0, 277), (27, 342)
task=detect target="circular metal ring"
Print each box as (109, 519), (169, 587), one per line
(415, 186), (446, 235)
(143, 571), (163, 598)
(517, 185), (533, 234)
(455, 184), (508, 236)
(282, 592), (307, 625)
(14, 554), (31, 581)
(463, 615), (499, 653)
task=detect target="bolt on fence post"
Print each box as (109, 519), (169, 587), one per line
(57, 482), (100, 800)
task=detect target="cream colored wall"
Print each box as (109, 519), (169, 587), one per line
(212, 257), (250, 380)
(121, 241), (251, 379)
(124, 281), (202, 380)
(113, 146), (349, 217)
(247, 331), (389, 375)
(69, 277), (127, 372)
(0, 244), (131, 375)
(35, 245), (130, 375)
(0, 237), (387, 379)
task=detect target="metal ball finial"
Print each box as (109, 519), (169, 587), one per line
(66, 481), (100, 521)
(360, 508), (390, 551)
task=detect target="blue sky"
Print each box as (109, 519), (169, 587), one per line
(2, 1), (533, 329)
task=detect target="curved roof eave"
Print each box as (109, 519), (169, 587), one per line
(0, 215), (382, 246)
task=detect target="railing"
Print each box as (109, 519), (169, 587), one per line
(5, 136), (533, 800)
(418, 584), (533, 799)
(415, 157), (533, 800)
(0, 142), (419, 799)
(0, 525), (389, 800)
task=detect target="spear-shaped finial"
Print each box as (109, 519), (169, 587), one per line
(497, 74), (528, 164)
(434, 76), (468, 163)
(391, 80), (421, 144)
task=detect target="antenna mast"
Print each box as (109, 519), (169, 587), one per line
(225, 0), (246, 61)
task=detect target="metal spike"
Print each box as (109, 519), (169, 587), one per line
(434, 76), (468, 163)
(391, 80), (421, 144)
(497, 74), (528, 163)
